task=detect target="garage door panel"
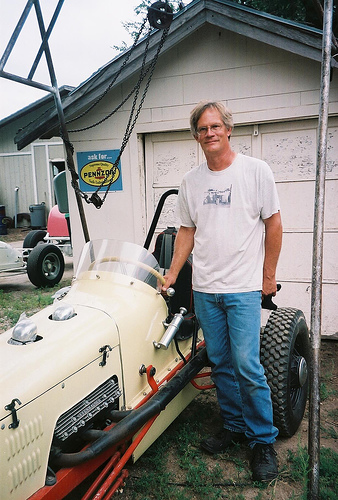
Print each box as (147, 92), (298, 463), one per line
(277, 233), (312, 281)
(278, 233), (338, 282)
(153, 187), (180, 230)
(324, 180), (338, 230)
(267, 282), (337, 337)
(278, 179), (337, 231)
(262, 129), (317, 181)
(261, 125), (338, 181)
(327, 127), (338, 175)
(231, 134), (252, 156)
(321, 284), (338, 336)
(152, 139), (198, 186)
(277, 182), (315, 231)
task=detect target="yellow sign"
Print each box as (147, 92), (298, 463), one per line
(80, 161), (120, 187)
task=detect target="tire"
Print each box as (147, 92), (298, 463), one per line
(27, 244), (65, 287)
(23, 230), (47, 248)
(260, 307), (310, 437)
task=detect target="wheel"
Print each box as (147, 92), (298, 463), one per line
(260, 307), (310, 437)
(23, 230), (47, 248)
(147, 1), (173, 29)
(88, 256), (165, 284)
(27, 244), (65, 287)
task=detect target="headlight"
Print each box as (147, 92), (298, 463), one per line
(9, 313), (37, 345)
(52, 303), (76, 321)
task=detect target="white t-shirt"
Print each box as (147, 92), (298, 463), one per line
(177, 153), (280, 293)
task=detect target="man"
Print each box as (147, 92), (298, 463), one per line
(162, 101), (282, 481)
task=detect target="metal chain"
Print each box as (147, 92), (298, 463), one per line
(66, 17), (149, 130)
(97, 26), (170, 206)
(69, 23), (153, 134)
(65, 20), (170, 208)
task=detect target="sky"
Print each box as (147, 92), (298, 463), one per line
(0, 0), (141, 119)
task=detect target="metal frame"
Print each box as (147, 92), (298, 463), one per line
(0, 0), (90, 243)
(308, 1), (333, 498)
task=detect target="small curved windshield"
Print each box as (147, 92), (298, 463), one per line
(75, 239), (161, 289)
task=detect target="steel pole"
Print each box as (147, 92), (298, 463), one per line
(307, 1), (333, 498)
(33, 0), (90, 243)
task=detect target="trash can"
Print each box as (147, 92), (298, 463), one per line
(0, 205), (7, 235)
(29, 203), (46, 229)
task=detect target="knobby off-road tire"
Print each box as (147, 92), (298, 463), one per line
(27, 244), (65, 287)
(260, 307), (310, 437)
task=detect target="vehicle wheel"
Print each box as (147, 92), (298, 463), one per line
(23, 230), (47, 248)
(260, 307), (310, 437)
(27, 244), (65, 287)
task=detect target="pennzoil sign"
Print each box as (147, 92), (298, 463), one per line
(77, 150), (123, 192)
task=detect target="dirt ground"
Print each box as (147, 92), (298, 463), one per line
(118, 340), (337, 500)
(1, 228), (337, 499)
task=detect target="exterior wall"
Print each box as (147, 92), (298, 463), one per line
(0, 115), (65, 225)
(66, 24), (337, 335)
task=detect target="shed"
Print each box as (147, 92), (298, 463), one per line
(13, 0), (338, 336)
(0, 86), (73, 225)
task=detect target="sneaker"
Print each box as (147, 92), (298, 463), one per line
(251, 443), (278, 481)
(201, 429), (246, 454)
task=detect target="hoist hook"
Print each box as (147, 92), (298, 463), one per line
(148, 1), (174, 29)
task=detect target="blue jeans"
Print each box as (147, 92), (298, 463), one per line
(194, 290), (278, 446)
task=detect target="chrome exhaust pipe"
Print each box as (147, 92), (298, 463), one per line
(153, 307), (187, 350)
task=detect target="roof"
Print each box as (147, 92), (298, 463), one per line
(14, 0), (338, 150)
(0, 85), (74, 130)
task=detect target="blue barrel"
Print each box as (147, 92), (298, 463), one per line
(29, 203), (46, 229)
(0, 205), (7, 235)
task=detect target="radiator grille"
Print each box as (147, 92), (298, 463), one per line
(54, 376), (121, 445)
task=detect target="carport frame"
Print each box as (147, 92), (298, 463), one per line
(307, 1), (334, 498)
(0, 0), (90, 243)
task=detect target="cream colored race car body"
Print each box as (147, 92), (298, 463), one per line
(0, 239), (206, 500)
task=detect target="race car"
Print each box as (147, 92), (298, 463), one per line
(0, 191), (310, 500)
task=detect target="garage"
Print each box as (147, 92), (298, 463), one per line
(12, 1), (338, 337)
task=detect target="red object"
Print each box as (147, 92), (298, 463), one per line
(146, 365), (159, 393)
(47, 205), (69, 237)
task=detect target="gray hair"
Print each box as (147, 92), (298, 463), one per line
(190, 101), (234, 137)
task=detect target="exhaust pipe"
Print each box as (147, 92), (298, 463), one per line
(53, 347), (207, 467)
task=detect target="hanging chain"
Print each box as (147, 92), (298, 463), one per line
(66, 17), (149, 130)
(97, 26), (170, 207)
(64, 10), (171, 208)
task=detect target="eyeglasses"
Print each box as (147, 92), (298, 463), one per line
(196, 124), (223, 138)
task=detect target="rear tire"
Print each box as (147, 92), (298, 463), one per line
(260, 308), (310, 437)
(23, 230), (47, 248)
(27, 244), (64, 287)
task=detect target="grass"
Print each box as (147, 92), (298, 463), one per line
(121, 381), (337, 500)
(287, 444), (338, 500)
(0, 282), (71, 332)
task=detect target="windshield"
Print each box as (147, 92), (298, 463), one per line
(75, 239), (161, 289)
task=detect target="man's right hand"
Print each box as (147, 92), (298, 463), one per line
(161, 271), (177, 293)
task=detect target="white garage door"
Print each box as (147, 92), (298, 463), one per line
(144, 118), (338, 336)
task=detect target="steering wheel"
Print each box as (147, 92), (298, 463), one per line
(88, 256), (165, 285)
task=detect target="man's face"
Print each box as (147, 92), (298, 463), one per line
(195, 107), (231, 156)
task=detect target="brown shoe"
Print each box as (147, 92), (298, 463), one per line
(201, 429), (246, 454)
